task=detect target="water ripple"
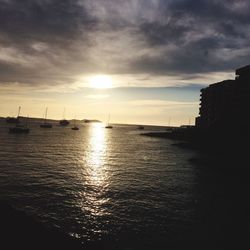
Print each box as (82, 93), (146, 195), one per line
(0, 121), (199, 244)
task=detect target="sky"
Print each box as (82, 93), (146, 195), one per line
(1, 0), (249, 126)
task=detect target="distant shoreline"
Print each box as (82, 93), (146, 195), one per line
(0, 117), (181, 128)
(0, 116), (102, 123)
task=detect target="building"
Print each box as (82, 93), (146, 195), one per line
(195, 65), (250, 130)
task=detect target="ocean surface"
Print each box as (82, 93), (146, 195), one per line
(0, 119), (249, 249)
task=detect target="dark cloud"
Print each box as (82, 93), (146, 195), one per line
(0, 0), (95, 46)
(140, 21), (190, 46)
(136, 0), (250, 75)
(0, 0), (99, 85)
(1, 0), (250, 87)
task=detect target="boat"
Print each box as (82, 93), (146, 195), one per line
(9, 108), (30, 133)
(137, 125), (144, 130)
(105, 114), (113, 129)
(6, 117), (20, 124)
(59, 119), (70, 126)
(71, 119), (79, 130)
(6, 107), (21, 124)
(40, 107), (52, 128)
(105, 125), (113, 129)
(9, 125), (30, 133)
(59, 108), (70, 126)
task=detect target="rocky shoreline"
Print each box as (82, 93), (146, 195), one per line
(142, 128), (250, 169)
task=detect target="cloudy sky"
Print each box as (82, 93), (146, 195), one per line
(1, 0), (249, 125)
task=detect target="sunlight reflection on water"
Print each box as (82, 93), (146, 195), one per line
(87, 123), (107, 185)
(80, 123), (110, 217)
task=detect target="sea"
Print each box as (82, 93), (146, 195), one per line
(0, 118), (249, 249)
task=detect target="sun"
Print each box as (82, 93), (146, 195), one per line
(89, 75), (113, 89)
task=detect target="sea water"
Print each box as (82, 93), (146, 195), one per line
(0, 119), (248, 248)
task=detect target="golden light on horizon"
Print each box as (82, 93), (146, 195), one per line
(89, 75), (113, 89)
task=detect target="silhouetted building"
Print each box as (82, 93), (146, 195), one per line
(196, 65), (250, 130)
(235, 65), (250, 80)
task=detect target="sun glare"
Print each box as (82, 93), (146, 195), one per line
(89, 75), (113, 89)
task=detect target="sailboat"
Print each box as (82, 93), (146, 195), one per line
(59, 108), (70, 126)
(105, 114), (113, 129)
(6, 107), (20, 124)
(71, 118), (79, 130)
(137, 125), (144, 130)
(60, 119), (69, 126)
(9, 107), (30, 133)
(40, 107), (52, 128)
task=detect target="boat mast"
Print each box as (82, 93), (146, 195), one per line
(168, 117), (171, 127)
(25, 115), (29, 127)
(45, 107), (48, 124)
(63, 107), (66, 120)
(17, 106), (21, 118)
(107, 114), (110, 125)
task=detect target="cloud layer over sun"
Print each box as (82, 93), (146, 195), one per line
(1, 0), (250, 88)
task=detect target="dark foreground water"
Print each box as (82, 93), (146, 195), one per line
(0, 119), (249, 249)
